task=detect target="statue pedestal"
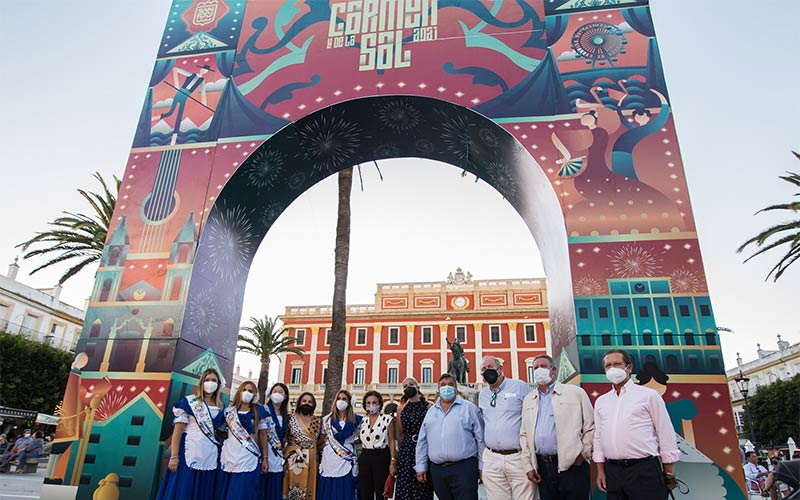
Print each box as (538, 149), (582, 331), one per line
(458, 384), (480, 406)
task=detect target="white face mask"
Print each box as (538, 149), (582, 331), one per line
(203, 381), (218, 394)
(366, 404), (380, 415)
(270, 393), (285, 405)
(335, 400), (349, 412)
(533, 367), (553, 386)
(605, 367), (629, 385)
(241, 390), (255, 404)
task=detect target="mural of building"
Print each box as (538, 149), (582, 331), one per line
(278, 269), (549, 405)
(727, 337), (800, 437)
(0, 258), (84, 352)
(50, 1), (749, 498)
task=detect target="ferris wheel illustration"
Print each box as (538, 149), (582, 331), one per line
(570, 22), (628, 68)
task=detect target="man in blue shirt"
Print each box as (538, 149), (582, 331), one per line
(415, 373), (484, 500)
(0, 429), (32, 472)
(478, 355), (534, 500)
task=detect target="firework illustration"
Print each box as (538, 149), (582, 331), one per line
(287, 170), (307, 191)
(437, 113), (471, 164)
(202, 202), (256, 283)
(574, 276), (605, 296)
(376, 98), (422, 133)
(609, 244), (662, 278)
(297, 111), (362, 173)
(373, 143), (401, 159)
(185, 288), (218, 340)
(261, 200), (285, 228)
(485, 160), (518, 199)
(478, 127), (501, 148)
(670, 267), (701, 293)
(246, 148), (285, 190)
(415, 138), (435, 155)
(95, 391), (129, 422)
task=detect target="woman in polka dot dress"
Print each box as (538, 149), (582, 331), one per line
(358, 391), (396, 500)
(394, 378), (433, 500)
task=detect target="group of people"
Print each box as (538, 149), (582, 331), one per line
(157, 348), (679, 500)
(0, 429), (46, 473)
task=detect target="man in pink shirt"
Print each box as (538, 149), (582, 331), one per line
(593, 349), (679, 500)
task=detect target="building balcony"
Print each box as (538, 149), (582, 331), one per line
(375, 384), (402, 392)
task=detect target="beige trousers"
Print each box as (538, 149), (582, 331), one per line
(481, 448), (536, 500)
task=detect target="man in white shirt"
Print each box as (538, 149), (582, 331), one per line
(519, 355), (594, 500)
(744, 451), (769, 490)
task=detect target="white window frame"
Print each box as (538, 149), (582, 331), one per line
(455, 325), (467, 344)
(422, 366), (433, 384)
(294, 328), (306, 347)
(489, 324), (502, 344)
(388, 366), (399, 384)
(291, 367), (303, 384)
(524, 324), (537, 343)
(527, 364), (535, 384)
(356, 327), (367, 346)
(421, 326), (433, 345)
(388, 326), (400, 345)
(354, 367), (365, 384)
(325, 328), (331, 346)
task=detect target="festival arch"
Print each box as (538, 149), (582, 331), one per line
(51, 1), (746, 498)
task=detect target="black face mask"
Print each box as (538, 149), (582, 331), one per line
(482, 369), (499, 384)
(403, 386), (418, 399)
(297, 404), (314, 415)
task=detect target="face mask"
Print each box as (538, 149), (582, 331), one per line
(335, 400), (349, 412)
(482, 369), (499, 384)
(366, 404), (380, 415)
(241, 391), (255, 404)
(403, 386), (418, 399)
(203, 381), (218, 394)
(270, 393), (285, 405)
(605, 367), (628, 385)
(297, 404), (313, 415)
(439, 385), (456, 401)
(24, 433), (31, 438)
(533, 368), (552, 386)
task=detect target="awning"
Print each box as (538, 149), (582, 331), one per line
(36, 413), (59, 426)
(0, 406), (38, 420)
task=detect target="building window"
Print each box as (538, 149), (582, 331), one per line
(581, 334), (591, 346)
(422, 366), (432, 384)
(321, 365), (328, 383)
(455, 325), (467, 343)
(709, 355), (721, 370)
(598, 307), (609, 319)
(666, 354), (679, 372)
(622, 333), (632, 345)
(601, 333), (611, 346)
(421, 326), (433, 344)
(699, 304), (711, 316)
(294, 329), (306, 346)
(643, 333), (654, 345)
(658, 305), (670, 317)
(325, 328), (331, 346)
(489, 325), (501, 344)
(527, 365), (535, 383)
(122, 456), (136, 466)
(388, 327), (400, 345)
(130, 416), (145, 426)
(388, 367), (398, 384)
(524, 324), (536, 343)
(679, 305), (690, 317)
(578, 307), (588, 319)
(583, 356), (594, 370)
(705, 331), (717, 345)
(354, 367), (365, 385)
(291, 367), (302, 384)
(638, 306), (649, 318)
(684, 331), (695, 346)
(687, 355), (699, 369)
(356, 328), (367, 346)
(664, 332), (675, 345)
(618, 306), (629, 318)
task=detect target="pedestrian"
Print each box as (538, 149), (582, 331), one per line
(217, 381), (268, 500)
(261, 383), (290, 499)
(284, 392), (322, 500)
(156, 368), (224, 500)
(744, 451), (769, 490)
(0, 431), (29, 472)
(318, 389), (361, 499)
(415, 373), (484, 500)
(395, 377), (433, 500)
(358, 391), (396, 500)
(593, 349), (679, 500)
(12, 430), (44, 473)
(477, 355), (534, 500)
(519, 354), (594, 500)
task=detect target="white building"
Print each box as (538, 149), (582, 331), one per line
(0, 258), (84, 352)
(727, 336), (800, 436)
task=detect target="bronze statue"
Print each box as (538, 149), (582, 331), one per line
(447, 337), (469, 384)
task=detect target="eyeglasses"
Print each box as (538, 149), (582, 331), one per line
(490, 391), (498, 407)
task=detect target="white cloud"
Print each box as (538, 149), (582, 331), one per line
(205, 78), (228, 92)
(618, 22), (634, 33)
(557, 50), (579, 61)
(153, 98), (173, 110)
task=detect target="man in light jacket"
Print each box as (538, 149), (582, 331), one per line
(520, 355), (594, 500)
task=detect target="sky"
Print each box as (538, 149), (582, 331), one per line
(0, 1), (798, 377)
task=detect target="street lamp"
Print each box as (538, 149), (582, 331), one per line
(734, 370), (758, 453)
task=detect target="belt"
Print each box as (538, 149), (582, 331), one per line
(536, 454), (558, 464)
(432, 457), (475, 467)
(606, 456), (658, 467)
(489, 448), (520, 456)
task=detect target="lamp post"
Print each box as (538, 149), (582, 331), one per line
(734, 370), (757, 453)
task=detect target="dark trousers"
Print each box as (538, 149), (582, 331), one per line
(430, 456), (479, 500)
(538, 459), (590, 500)
(605, 456), (668, 500)
(359, 447), (391, 500)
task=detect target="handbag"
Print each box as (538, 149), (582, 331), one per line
(383, 473), (395, 498)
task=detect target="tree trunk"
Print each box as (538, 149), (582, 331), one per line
(258, 357), (270, 400)
(323, 168), (352, 415)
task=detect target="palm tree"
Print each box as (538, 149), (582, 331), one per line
(738, 154), (800, 282)
(238, 315), (304, 396)
(16, 172), (120, 285)
(322, 167), (353, 415)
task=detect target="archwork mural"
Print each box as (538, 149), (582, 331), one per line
(52, 1), (745, 498)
